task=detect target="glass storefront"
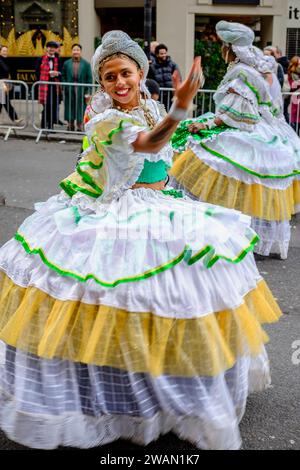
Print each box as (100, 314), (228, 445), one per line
(0, 0), (79, 57)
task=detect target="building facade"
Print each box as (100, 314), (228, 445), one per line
(84, 0), (291, 76)
(0, 1), (298, 83)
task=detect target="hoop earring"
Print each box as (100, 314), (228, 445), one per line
(137, 88), (142, 105)
(89, 89), (112, 115)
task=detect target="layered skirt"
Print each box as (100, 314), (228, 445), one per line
(170, 116), (300, 258)
(0, 188), (281, 449)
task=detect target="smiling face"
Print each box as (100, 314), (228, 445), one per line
(72, 45), (82, 59)
(0, 46), (8, 58)
(46, 45), (57, 57)
(100, 55), (144, 110)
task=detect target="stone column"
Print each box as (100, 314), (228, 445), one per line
(78, 0), (101, 61)
(156, 0), (195, 79)
(260, 15), (273, 47)
(272, 14), (287, 54)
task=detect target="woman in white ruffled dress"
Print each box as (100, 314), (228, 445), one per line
(171, 21), (300, 259)
(0, 30), (281, 450)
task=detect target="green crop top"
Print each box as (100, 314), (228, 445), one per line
(136, 160), (169, 184)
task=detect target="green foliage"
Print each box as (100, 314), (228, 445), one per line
(94, 37), (101, 50)
(133, 37), (145, 49)
(194, 39), (227, 91)
(194, 39), (227, 115)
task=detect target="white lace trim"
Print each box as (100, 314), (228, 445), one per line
(251, 218), (291, 259)
(0, 349), (270, 450)
(188, 139), (296, 190)
(214, 77), (258, 108)
(216, 112), (256, 132)
(82, 107), (173, 203)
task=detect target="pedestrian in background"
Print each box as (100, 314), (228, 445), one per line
(149, 40), (159, 65)
(54, 41), (64, 125)
(288, 56), (300, 133)
(270, 46), (290, 122)
(148, 43), (181, 110)
(263, 46), (284, 87)
(0, 45), (22, 123)
(35, 41), (62, 129)
(145, 78), (160, 101)
(62, 44), (93, 131)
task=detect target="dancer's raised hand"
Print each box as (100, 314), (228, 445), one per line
(173, 57), (204, 109)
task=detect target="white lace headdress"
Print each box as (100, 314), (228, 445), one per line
(216, 20), (276, 74)
(89, 30), (150, 115)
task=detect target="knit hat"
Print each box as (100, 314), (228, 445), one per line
(91, 31), (149, 83)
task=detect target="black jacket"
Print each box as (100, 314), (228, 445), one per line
(277, 63), (284, 88)
(148, 56), (180, 88)
(277, 56), (289, 74)
(0, 57), (10, 80)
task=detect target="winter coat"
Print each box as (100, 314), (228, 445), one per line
(148, 56), (180, 88)
(62, 58), (93, 122)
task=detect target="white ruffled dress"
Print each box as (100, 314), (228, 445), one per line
(0, 99), (281, 450)
(170, 63), (300, 259)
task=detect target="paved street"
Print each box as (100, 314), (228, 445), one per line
(0, 137), (299, 451)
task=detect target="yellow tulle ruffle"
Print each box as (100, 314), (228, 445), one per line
(0, 272), (281, 377)
(293, 180), (300, 210)
(170, 150), (295, 221)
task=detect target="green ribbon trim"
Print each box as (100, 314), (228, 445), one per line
(171, 118), (232, 151)
(82, 135), (90, 151)
(77, 159), (103, 170)
(161, 189), (184, 199)
(14, 227), (258, 287)
(200, 142), (300, 179)
(187, 234), (259, 268)
(59, 180), (101, 199)
(72, 206), (81, 225)
(14, 232), (187, 288)
(62, 118), (142, 199)
(204, 207), (216, 217)
(238, 71), (272, 108)
(219, 104), (260, 121)
(75, 167), (103, 195)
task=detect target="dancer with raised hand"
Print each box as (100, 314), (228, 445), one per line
(171, 21), (300, 260)
(0, 30), (281, 450)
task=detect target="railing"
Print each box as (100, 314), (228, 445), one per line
(0, 79), (29, 141)
(1, 80), (300, 141)
(160, 87), (216, 116)
(31, 80), (99, 143)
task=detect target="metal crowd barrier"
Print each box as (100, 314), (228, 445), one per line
(160, 87), (216, 116)
(0, 79), (29, 141)
(31, 81), (99, 143)
(2, 80), (300, 142)
(282, 91), (300, 134)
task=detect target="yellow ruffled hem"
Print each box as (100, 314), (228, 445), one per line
(293, 180), (300, 210)
(0, 272), (281, 377)
(170, 149), (295, 221)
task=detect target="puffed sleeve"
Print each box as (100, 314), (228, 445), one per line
(60, 110), (147, 201)
(215, 77), (261, 131)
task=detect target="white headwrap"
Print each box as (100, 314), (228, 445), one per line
(89, 30), (150, 115)
(216, 20), (275, 74)
(92, 30), (149, 81)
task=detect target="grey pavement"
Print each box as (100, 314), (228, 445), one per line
(0, 137), (299, 451)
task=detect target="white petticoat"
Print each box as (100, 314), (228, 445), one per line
(0, 188), (273, 450)
(187, 117), (300, 190)
(0, 343), (270, 450)
(0, 188), (260, 317)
